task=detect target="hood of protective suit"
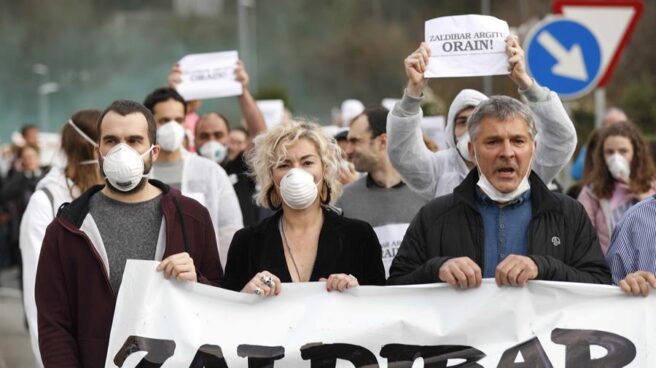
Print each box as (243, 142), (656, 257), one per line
(445, 89), (488, 149)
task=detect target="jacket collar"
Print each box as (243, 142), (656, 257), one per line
(454, 168), (560, 216)
(58, 179), (171, 228)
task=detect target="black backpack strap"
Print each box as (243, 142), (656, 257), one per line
(40, 187), (56, 217)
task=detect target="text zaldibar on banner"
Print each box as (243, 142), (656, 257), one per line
(175, 51), (243, 100)
(107, 260), (652, 367)
(425, 14), (510, 78)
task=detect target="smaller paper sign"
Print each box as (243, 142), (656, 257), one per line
(425, 15), (510, 78)
(176, 51), (243, 100)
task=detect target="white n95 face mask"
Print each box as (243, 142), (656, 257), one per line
(198, 141), (228, 163)
(456, 131), (472, 163)
(606, 153), (631, 182)
(157, 121), (185, 152)
(102, 143), (153, 192)
(280, 168), (319, 210)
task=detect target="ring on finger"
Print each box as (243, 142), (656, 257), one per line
(254, 287), (263, 296)
(261, 275), (274, 287)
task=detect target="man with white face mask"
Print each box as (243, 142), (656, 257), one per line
(195, 112), (264, 227)
(144, 87), (243, 266)
(34, 100), (222, 367)
(387, 37), (577, 200)
(388, 96), (611, 288)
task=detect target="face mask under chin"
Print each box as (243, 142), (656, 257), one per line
(473, 148), (533, 203)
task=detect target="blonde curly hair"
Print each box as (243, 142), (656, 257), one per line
(247, 120), (345, 209)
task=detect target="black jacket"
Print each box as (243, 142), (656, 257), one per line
(222, 207), (386, 291)
(388, 169), (612, 285)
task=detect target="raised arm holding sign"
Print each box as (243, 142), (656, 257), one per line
(168, 56), (266, 138)
(387, 17), (581, 289)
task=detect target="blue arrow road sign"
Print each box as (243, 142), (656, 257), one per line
(525, 17), (602, 99)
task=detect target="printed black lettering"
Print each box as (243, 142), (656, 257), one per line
(551, 328), (636, 367)
(380, 344), (485, 367)
(113, 335), (176, 368)
(189, 344), (229, 368)
(497, 337), (553, 368)
(237, 344), (285, 368)
(301, 342), (378, 368)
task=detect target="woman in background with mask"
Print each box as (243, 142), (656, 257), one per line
(221, 120), (385, 296)
(19, 109), (103, 367)
(577, 121), (656, 255)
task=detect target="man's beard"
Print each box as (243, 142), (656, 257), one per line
(98, 153), (152, 195)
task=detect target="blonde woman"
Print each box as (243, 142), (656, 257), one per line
(222, 120), (385, 296)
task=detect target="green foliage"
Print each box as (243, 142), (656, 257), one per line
(620, 79), (656, 135)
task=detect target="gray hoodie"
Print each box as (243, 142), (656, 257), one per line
(387, 81), (577, 200)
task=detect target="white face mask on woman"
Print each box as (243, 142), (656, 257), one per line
(156, 121), (186, 152)
(101, 143), (154, 192)
(606, 153), (631, 182)
(279, 168), (319, 210)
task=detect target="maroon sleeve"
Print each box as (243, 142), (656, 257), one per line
(195, 205), (223, 287)
(35, 222), (81, 367)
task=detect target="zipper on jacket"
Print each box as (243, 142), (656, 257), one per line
(60, 219), (116, 297)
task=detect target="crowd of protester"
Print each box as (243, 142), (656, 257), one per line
(0, 34), (655, 366)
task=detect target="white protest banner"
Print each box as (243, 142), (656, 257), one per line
(373, 223), (409, 278)
(425, 15), (510, 78)
(256, 99), (285, 129)
(107, 260), (654, 367)
(175, 51), (243, 100)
